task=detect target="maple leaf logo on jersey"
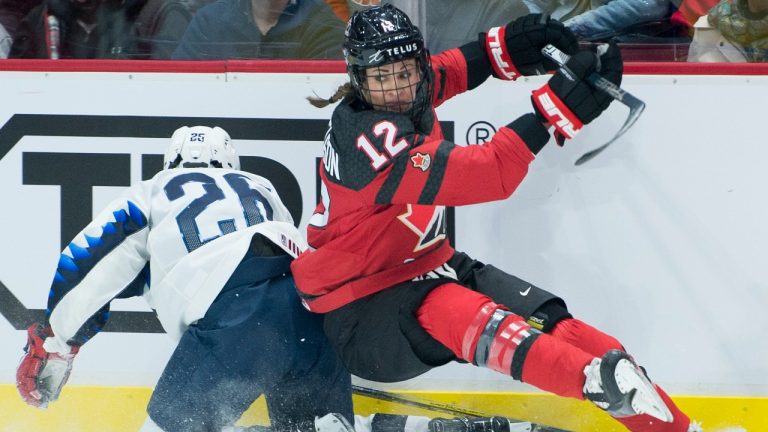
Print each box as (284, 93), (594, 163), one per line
(410, 152), (431, 171)
(398, 204), (447, 252)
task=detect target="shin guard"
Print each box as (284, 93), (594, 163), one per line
(416, 285), (595, 400)
(486, 313), (542, 380)
(467, 306), (597, 398)
(463, 303), (541, 379)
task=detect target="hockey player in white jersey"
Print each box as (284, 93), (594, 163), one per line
(15, 125), (542, 432)
(15, 126), (353, 431)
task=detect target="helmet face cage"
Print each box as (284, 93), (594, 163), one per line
(163, 126), (239, 170)
(344, 5), (433, 123)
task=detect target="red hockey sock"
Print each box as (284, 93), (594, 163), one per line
(416, 282), (498, 360)
(549, 318), (624, 357)
(418, 284), (595, 399)
(614, 385), (691, 432)
(519, 333), (594, 399)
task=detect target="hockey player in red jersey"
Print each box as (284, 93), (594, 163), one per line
(293, 5), (697, 432)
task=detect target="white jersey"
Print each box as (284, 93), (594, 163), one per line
(44, 168), (307, 353)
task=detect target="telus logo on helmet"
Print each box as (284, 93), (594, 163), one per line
(368, 43), (419, 64)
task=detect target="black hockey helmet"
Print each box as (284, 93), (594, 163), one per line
(343, 5), (433, 124)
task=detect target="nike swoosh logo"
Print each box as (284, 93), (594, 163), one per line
(519, 286), (531, 296)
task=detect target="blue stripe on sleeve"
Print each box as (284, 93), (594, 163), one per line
(46, 200), (148, 345)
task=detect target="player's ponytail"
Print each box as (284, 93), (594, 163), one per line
(307, 83), (353, 108)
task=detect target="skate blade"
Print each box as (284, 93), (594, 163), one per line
(508, 423), (533, 432)
(615, 360), (674, 422)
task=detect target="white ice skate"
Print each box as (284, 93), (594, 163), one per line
(583, 349), (673, 422)
(315, 413), (356, 432)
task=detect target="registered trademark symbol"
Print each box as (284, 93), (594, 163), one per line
(466, 121), (496, 144)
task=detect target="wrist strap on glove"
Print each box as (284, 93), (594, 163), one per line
(532, 83), (584, 143)
(485, 26), (521, 81)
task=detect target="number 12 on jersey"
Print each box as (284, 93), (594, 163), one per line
(356, 121), (410, 169)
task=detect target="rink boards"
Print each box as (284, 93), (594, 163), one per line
(0, 61), (766, 431)
(0, 384), (766, 431)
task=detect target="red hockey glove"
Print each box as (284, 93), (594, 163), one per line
(531, 43), (623, 145)
(16, 322), (79, 408)
(483, 14), (579, 80)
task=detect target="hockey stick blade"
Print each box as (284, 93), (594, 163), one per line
(352, 385), (573, 432)
(541, 44), (646, 165)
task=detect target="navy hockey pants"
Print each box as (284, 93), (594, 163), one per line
(147, 251), (353, 431)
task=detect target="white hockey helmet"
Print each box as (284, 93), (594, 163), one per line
(163, 126), (239, 170)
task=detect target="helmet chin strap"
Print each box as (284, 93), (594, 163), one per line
(166, 154), (184, 169)
(180, 161), (214, 168)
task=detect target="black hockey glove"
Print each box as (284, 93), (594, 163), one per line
(482, 13), (579, 80)
(531, 43), (623, 145)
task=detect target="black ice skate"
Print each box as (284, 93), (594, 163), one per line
(583, 349), (673, 422)
(428, 416), (535, 432)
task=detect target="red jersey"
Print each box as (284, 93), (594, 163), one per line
(291, 47), (550, 312)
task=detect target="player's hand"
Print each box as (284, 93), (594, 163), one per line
(483, 14), (579, 80)
(531, 43), (624, 145)
(16, 322), (79, 408)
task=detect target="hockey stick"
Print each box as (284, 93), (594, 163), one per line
(541, 44), (646, 165)
(352, 385), (572, 432)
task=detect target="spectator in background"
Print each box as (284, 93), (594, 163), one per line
(325, 0), (350, 20)
(9, 0), (147, 59)
(172, 0), (345, 60)
(523, 0), (675, 41)
(688, 0), (768, 61)
(0, 0), (43, 57)
(413, 0), (529, 54)
(672, 0), (718, 27)
(132, 0), (213, 59)
(324, 0), (380, 22)
(0, 19), (9, 57)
